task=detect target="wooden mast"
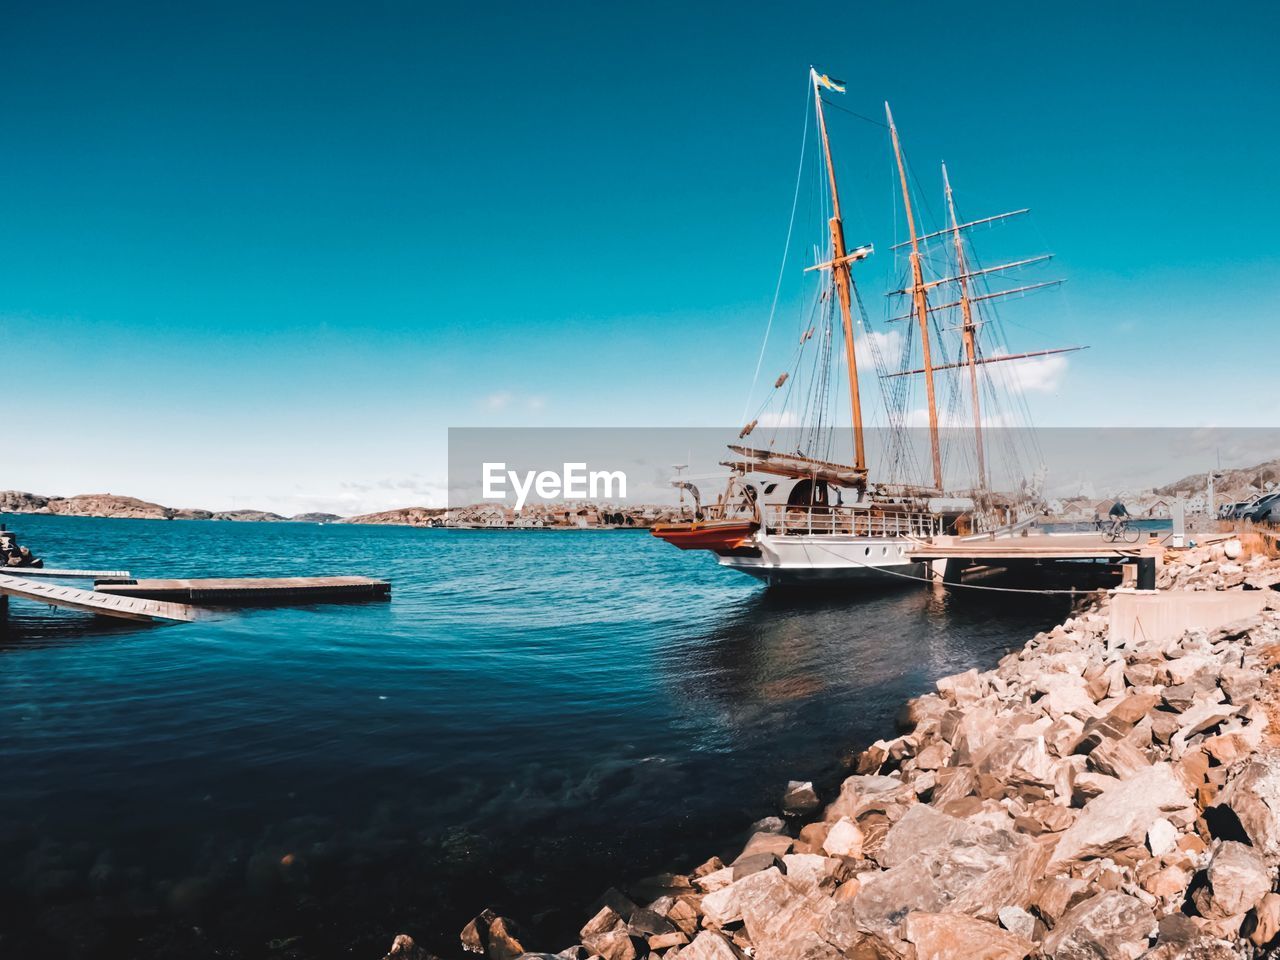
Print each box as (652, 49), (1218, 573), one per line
(811, 69), (867, 479)
(942, 162), (986, 490)
(885, 104), (943, 492)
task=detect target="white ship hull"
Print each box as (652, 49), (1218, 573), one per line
(716, 514), (1038, 587)
(719, 533), (925, 587)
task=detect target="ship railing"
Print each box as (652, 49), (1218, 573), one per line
(761, 505), (942, 538)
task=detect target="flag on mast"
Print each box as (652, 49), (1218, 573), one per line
(813, 72), (846, 94)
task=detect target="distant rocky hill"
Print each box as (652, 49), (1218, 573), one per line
(1158, 458), (1280, 496)
(338, 507), (446, 527)
(0, 491), (50, 514)
(0, 492), (175, 520)
(0, 490), (348, 524)
(0, 489), (651, 528)
(211, 509), (289, 522)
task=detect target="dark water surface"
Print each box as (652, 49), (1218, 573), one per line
(0, 515), (1072, 959)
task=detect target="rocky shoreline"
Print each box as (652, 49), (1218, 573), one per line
(391, 540), (1280, 960)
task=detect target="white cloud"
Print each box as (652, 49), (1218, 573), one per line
(483, 391), (548, 412)
(999, 351), (1069, 394)
(484, 391), (512, 410)
(855, 327), (904, 367)
(903, 407), (1014, 429)
(758, 410), (801, 428)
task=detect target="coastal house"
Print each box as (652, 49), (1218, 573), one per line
(1059, 497), (1091, 519)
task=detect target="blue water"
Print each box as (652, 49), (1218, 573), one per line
(0, 515), (1071, 958)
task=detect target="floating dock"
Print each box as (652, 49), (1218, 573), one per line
(93, 575), (390, 604)
(0, 572), (197, 623)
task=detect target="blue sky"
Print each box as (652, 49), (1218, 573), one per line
(3, 1), (1277, 513)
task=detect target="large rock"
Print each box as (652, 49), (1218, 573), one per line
(1248, 891), (1280, 947)
(460, 910), (526, 960)
(996, 905), (1036, 940)
(700, 867), (787, 927)
(936, 668), (986, 706)
(382, 935), (434, 960)
(1041, 892), (1155, 959)
(903, 912), (1034, 960)
(736, 831), (793, 862)
(781, 854), (846, 897)
(853, 829), (1048, 938)
(876, 803), (979, 868)
(783, 781), (821, 815)
(1048, 764), (1193, 869)
(580, 906), (622, 939)
(581, 929), (636, 960)
(971, 737), (1059, 799)
(1169, 699), (1239, 757)
(825, 775), (915, 823)
(822, 818), (864, 858)
(1139, 933), (1240, 959)
(1192, 840), (1270, 919)
(1039, 675), (1103, 720)
(1087, 738), (1152, 780)
(946, 705), (1000, 764)
(678, 931), (740, 960)
(627, 908), (676, 938)
(1033, 875), (1091, 924)
(701, 866), (837, 960)
(1213, 750), (1280, 864)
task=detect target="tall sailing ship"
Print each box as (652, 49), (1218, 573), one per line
(652, 68), (1084, 586)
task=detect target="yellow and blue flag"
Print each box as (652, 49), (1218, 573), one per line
(814, 73), (846, 94)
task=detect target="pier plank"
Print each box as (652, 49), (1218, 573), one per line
(0, 573), (196, 622)
(0, 567), (132, 579)
(910, 533), (1158, 562)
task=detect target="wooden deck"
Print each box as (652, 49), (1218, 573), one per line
(910, 533), (1161, 563)
(0, 573), (197, 622)
(94, 576), (390, 604)
(1, 566), (132, 579)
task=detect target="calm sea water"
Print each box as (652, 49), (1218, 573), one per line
(0, 515), (1071, 959)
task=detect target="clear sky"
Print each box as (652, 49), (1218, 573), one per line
(3, 1), (1277, 514)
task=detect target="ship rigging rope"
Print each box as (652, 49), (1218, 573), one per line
(742, 84), (811, 427)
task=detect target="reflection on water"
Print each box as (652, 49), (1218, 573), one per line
(0, 516), (1071, 958)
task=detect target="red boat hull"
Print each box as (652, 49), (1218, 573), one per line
(650, 520), (758, 552)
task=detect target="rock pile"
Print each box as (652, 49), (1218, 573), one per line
(1159, 540), (1280, 593)
(384, 553), (1280, 960)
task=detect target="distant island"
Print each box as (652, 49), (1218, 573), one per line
(0, 490), (418, 525)
(0, 490), (668, 528)
(2, 457), (1274, 530)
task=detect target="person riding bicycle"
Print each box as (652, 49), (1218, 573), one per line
(1108, 500), (1130, 536)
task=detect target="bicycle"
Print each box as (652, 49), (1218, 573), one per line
(1102, 516), (1140, 544)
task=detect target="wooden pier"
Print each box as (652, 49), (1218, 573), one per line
(0, 572), (197, 623)
(93, 575), (390, 604)
(908, 532), (1163, 584)
(2, 566), (132, 579)
(909, 532), (1158, 563)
